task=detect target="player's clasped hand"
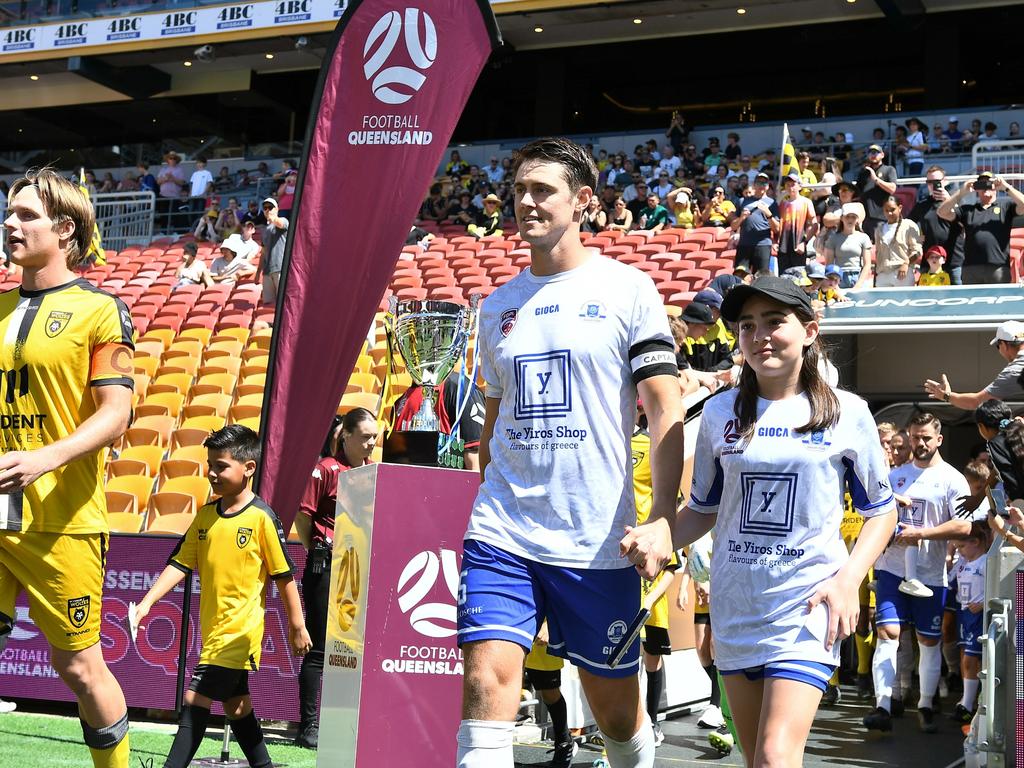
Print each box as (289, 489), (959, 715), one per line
(290, 624), (312, 657)
(619, 518), (673, 581)
(0, 449), (54, 492)
(806, 574), (858, 651)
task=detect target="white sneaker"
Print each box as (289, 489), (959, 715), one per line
(898, 579), (934, 598)
(0, 699), (15, 713)
(698, 705), (724, 729)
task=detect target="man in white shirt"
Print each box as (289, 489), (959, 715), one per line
(236, 221), (261, 263)
(209, 235), (257, 284)
(188, 158), (214, 217)
(864, 412), (971, 734)
(657, 146), (681, 177)
(455, 138), (684, 768)
(484, 156), (505, 185)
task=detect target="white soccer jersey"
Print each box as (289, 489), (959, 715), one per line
(955, 553), (987, 607)
(465, 255), (675, 568)
(876, 460), (970, 586)
(688, 388), (893, 670)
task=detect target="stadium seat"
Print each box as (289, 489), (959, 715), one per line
(340, 392), (379, 414)
(180, 415), (226, 434)
(151, 372), (194, 395)
(234, 393), (264, 409)
(194, 373), (237, 397)
(207, 339), (244, 359)
(347, 372), (378, 392)
(133, 404), (171, 419)
(159, 476), (211, 510)
(143, 392), (185, 419)
(159, 459), (204, 486)
(188, 393), (233, 418)
(133, 357), (159, 378)
(107, 474), (154, 512)
(166, 338), (204, 358)
(109, 512), (144, 533)
(106, 490), (138, 516)
(132, 373), (151, 401)
(229, 404), (262, 423)
(108, 458), (150, 479)
(155, 358), (200, 377)
(135, 339), (165, 359)
(235, 416), (261, 432)
(178, 327), (214, 346)
(211, 328), (251, 345)
(148, 492), (197, 528)
(240, 361), (268, 379)
(240, 372), (265, 388)
(128, 415), (176, 448)
(198, 359), (243, 379)
(119, 445), (165, 476)
(170, 444), (209, 466)
(234, 383), (265, 400)
(147, 512), (196, 535)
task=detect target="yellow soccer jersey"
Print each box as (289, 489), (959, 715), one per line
(632, 426), (653, 525)
(0, 279), (133, 534)
(169, 495), (295, 670)
(918, 271), (951, 286)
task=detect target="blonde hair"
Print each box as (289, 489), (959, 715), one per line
(9, 167), (95, 269)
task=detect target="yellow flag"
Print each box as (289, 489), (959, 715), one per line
(780, 123), (799, 181)
(78, 169), (106, 266)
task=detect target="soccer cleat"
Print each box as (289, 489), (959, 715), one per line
(822, 684), (842, 705)
(891, 698), (905, 718)
(951, 704), (973, 724)
(0, 698), (15, 713)
(294, 724), (318, 749)
(918, 706), (938, 733)
(898, 579), (934, 598)
(698, 704), (724, 729)
(652, 723), (665, 747)
(709, 725), (734, 756)
(863, 706), (893, 732)
(856, 674), (873, 699)
(550, 739), (578, 768)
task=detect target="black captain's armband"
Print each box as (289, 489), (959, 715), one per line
(629, 339), (677, 384)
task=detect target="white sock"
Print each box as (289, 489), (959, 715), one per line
(872, 636), (899, 712)
(918, 643), (942, 709)
(896, 631), (915, 698)
(456, 719), (514, 768)
(961, 678), (981, 710)
(602, 713), (655, 768)
(904, 545), (920, 582)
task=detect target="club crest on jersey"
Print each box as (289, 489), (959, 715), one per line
(236, 527), (253, 548)
(499, 308), (518, 337)
(45, 311), (72, 338)
(631, 449), (645, 468)
(578, 300), (606, 321)
(67, 596), (90, 629)
(607, 620), (628, 644)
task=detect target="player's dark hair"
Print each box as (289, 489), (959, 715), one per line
(963, 459), (991, 484)
(1005, 420), (1024, 478)
(974, 400), (1012, 429)
(341, 407), (376, 434)
(734, 303), (840, 442)
(967, 519), (992, 545)
(204, 424), (261, 463)
(512, 138), (598, 193)
(320, 415), (343, 458)
(908, 412), (942, 433)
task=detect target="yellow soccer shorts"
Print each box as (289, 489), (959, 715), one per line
(525, 640), (564, 672)
(0, 531), (106, 651)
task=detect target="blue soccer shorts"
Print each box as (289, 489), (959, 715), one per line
(875, 569), (947, 639)
(958, 608), (984, 658)
(721, 660), (836, 694)
(456, 539), (641, 677)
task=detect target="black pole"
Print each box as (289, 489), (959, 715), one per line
(175, 573), (193, 715)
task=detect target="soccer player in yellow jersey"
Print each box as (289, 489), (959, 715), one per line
(0, 169), (135, 767)
(135, 426), (311, 768)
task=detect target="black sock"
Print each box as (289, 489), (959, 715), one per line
(704, 663), (721, 708)
(546, 694), (570, 746)
(229, 711), (273, 768)
(646, 667), (665, 724)
(164, 705), (210, 768)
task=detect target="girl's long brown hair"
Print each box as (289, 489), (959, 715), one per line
(733, 304), (840, 441)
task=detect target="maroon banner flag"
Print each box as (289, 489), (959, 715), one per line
(256, 0), (500, 526)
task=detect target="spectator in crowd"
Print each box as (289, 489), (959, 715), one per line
(97, 172), (115, 194)
(832, 132), (853, 168)
(873, 196), (921, 287)
(917, 245), (951, 286)
(938, 172), (1024, 284)
(980, 122), (999, 143)
(81, 170), (97, 196)
(703, 138), (725, 174)
(797, 152), (818, 193)
(272, 159), (296, 183)
(174, 242), (211, 289)
(758, 149), (778, 175)
(677, 302), (734, 381)
(890, 430), (911, 467)
(215, 198), (241, 241)
(973, 400), (1024, 507)
(908, 165), (964, 284)
(261, 197), (289, 304)
(193, 208), (219, 243)
(864, 412), (971, 735)
(891, 126), (909, 168)
(236, 168), (253, 188)
(855, 144), (898, 239)
(252, 161), (270, 181)
(666, 111), (689, 154)
(708, 263), (751, 299)
(210, 235), (257, 284)
(812, 158), (841, 216)
(667, 187), (701, 229)
(924, 320), (1024, 408)
(236, 220), (261, 262)
(810, 132), (829, 163)
(651, 171), (674, 202)
(448, 191), (479, 227)
(946, 117), (963, 151)
(1010, 121), (1021, 140)
(467, 194), (504, 239)
(626, 183), (650, 220)
(420, 184), (448, 222)
(275, 170), (297, 221)
(634, 193), (669, 233)
(157, 151), (187, 226)
(928, 122), (947, 153)
(294, 408), (378, 749)
(116, 172), (137, 193)
(817, 264), (848, 304)
(484, 156), (504, 185)
(659, 146), (681, 177)
(606, 196), (633, 232)
(137, 163), (157, 194)
(188, 158), (214, 216)
(824, 180), (857, 216)
(605, 155), (628, 188)
(702, 186), (736, 229)
(799, 125), (814, 148)
(445, 150), (468, 176)
(948, 522), (990, 724)
(581, 195), (607, 234)
(214, 166), (234, 194)
(904, 118), (927, 176)
(733, 172), (779, 274)
(682, 144), (704, 177)
(621, 174), (643, 203)
(777, 173), (818, 273)
(240, 200), (266, 227)
(723, 132), (742, 162)
(824, 202), (873, 290)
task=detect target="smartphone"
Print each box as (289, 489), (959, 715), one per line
(931, 180), (943, 191)
(988, 486), (1010, 518)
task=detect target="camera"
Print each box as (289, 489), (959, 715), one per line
(308, 542), (331, 575)
(194, 44), (215, 63)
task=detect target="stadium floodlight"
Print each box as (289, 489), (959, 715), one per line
(194, 44), (215, 63)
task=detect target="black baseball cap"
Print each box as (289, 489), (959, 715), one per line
(720, 275), (814, 323)
(974, 172), (994, 190)
(681, 302), (714, 325)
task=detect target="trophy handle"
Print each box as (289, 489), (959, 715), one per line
(437, 296), (483, 463)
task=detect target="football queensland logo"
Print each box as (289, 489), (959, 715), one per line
(335, 546), (361, 632)
(363, 8), (436, 105)
(45, 311), (72, 338)
(396, 549), (459, 638)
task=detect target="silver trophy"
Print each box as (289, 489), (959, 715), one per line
(386, 295), (479, 432)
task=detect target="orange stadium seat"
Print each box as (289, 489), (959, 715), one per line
(147, 512), (196, 536)
(109, 512), (144, 533)
(107, 458), (150, 480)
(119, 445), (165, 476)
(128, 415), (176, 448)
(193, 373), (237, 397)
(159, 459), (204, 486)
(159, 476), (211, 510)
(179, 415), (226, 434)
(107, 474), (154, 512)
(106, 490), (138, 516)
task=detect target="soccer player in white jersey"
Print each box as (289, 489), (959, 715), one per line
(455, 138), (684, 768)
(865, 412), (971, 733)
(674, 276), (896, 767)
